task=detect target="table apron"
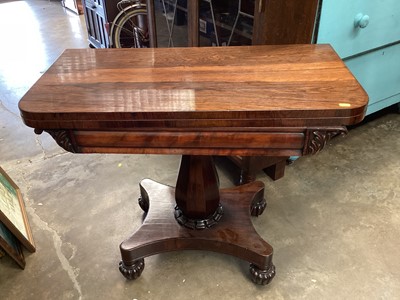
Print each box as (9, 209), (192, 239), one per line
(75, 131), (303, 148)
(69, 130), (304, 156)
(40, 126), (347, 156)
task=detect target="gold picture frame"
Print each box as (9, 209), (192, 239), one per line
(0, 167), (35, 253)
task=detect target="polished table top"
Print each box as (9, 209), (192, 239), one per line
(19, 45), (368, 156)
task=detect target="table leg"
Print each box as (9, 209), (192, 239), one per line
(228, 156), (289, 185)
(119, 155), (275, 285)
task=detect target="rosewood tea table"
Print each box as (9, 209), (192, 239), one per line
(19, 45), (368, 285)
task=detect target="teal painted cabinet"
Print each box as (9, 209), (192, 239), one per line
(317, 0), (400, 115)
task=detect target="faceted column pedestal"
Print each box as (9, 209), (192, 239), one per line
(119, 155), (275, 285)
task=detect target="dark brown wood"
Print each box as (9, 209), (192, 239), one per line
(18, 45), (368, 285)
(253, 0), (320, 45)
(303, 127), (348, 155)
(175, 156), (220, 220)
(229, 156), (289, 184)
(187, 0), (199, 46)
(264, 158), (287, 181)
(71, 130), (305, 156)
(44, 130), (78, 153)
(19, 46), (367, 156)
(120, 179), (275, 284)
(19, 46), (367, 132)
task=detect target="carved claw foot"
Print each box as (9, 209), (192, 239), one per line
(250, 197), (267, 217)
(250, 186), (266, 217)
(119, 259), (145, 280)
(249, 263), (275, 285)
(239, 170), (256, 185)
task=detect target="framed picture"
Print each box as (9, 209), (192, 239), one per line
(0, 221), (25, 269)
(0, 167), (35, 252)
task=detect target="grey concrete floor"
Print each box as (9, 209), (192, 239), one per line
(1, 1), (400, 299)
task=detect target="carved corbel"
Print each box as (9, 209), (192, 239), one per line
(34, 129), (78, 153)
(303, 127), (348, 156)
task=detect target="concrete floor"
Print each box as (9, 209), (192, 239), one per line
(0, 1), (400, 299)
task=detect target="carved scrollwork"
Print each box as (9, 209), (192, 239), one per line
(251, 197), (267, 217)
(250, 186), (267, 217)
(119, 259), (145, 280)
(174, 204), (223, 230)
(249, 263), (276, 285)
(35, 129), (77, 153)
(303, 127), (348, 156)
(46, 130), (77, 153)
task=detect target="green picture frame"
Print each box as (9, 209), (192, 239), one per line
(0, 167), (35, 253)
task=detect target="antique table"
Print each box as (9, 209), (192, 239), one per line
(19, 45), (368, 285)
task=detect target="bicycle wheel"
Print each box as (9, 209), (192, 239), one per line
(110, 8), (148, 48)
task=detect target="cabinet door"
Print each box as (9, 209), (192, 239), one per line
(253, 0), (319, 45)
(152, 0), (319, 47)
(82, 0), (109, 48)
(317, 0), (400, 58)
(152, 0), (255, 47)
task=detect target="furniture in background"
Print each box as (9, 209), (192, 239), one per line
(62, 0), (84, 15)
(252, 0), (319, 45)
(229, 156), (289, 185)
(19, 45), (368, 285)
(316, 0), (400, 115)
(82, 0), (319, 48)
(81, 0), (119, 48)
(145, 0), (319, 47)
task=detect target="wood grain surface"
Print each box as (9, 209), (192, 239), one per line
(19, 45), (368, 129)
